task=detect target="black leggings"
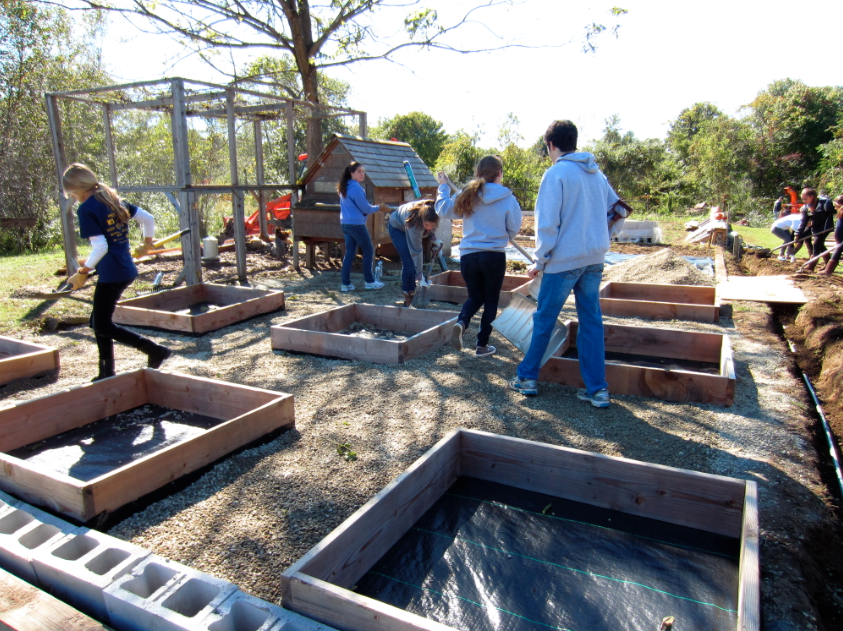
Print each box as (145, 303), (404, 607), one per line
(91, 280), (157, 364)
(458, 251), (507, 347)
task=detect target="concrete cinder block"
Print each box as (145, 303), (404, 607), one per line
(0, 502), (78, 584)
(32, 527), (149, 623)
(271, 610), (341, 631)
(199, 589), (337, 631)
(105, 554), (237, 631)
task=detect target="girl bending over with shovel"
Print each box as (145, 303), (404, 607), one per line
(435, 156), (522, 357)
(387, 199), (441, 306)
(62, 163), (172, 381)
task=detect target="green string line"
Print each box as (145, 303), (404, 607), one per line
(413, 526), (737, 614)
(445, 492), (738, 560)
(368, 571), (573, 631)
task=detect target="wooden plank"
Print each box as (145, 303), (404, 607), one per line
(117, 284), (206, 311)
(111, 306), (194, 333)
(355, 304), (456, 333)
(0, 218), (36, 229)
(597, 322), (724, 364)
(191, 290), (285, 334)
(45, 94), (78, 275)
(426, 272), (529, 306)
(602, 282), (715, 305)
(714, 246), (728, 282)
(101, 104), (118, 187)
(287, 573), (451, 631)
(717, 275), (807, 304)
(460, 429), (746, 537)
(88, 382), (294, 519)
(400, 316), (457, 364)
(0, 371), (147, 451)
(599, 298), (719, 323)
(737, 481), (760, 631)
(0, 337), (59, 386)
(0, 566), (110, 631)
(284, 430), (461, 590)
(0, 454), (86, 519)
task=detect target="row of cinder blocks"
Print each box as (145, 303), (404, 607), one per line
(0, 492), (335, 631)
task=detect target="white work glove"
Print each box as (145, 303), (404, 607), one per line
(418, 278), (431, 288)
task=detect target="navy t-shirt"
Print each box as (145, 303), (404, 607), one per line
(77, 197), (139, 283)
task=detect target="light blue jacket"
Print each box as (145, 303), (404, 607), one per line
(340, 179), (379, 225)
(435, 182), (522, 256)
(532, 152), (618, 274)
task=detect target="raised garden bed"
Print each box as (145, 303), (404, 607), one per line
(426, 270), (530, 307)
(0, 369), (294, 522)
(599, 281), (721, 322)
(281, 428), (758, 631)
(270, 304), (457, 365)
(113, 283), (285, 334)
(540, 321), (735, 406)
(0, 336), (59, 386)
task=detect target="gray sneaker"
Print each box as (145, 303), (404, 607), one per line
(450, 321), (465, 350)
(577, 388), (610, 408)
(509, 375), (538, 396)
(364, 280), (384, 290)
(341, 284), (355, 292)
(476, 345), (496, 357)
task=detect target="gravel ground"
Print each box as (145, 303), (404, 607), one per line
(0, 248), (838, 630)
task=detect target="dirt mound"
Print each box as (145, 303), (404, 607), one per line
(603, 248), (713, 285)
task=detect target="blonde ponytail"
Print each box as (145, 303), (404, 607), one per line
(453, 155), (503, 218)
(62, 163), (130, 223)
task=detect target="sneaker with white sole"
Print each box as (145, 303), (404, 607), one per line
(789, 255), (796, 263)
(450, 321), (465, 350)
(364, 281), (384, 290)
(476, 345), (496, 357)
(509, 375), (538, 396)
(341, 284), (355, 292)
(577, 388), (611, 408)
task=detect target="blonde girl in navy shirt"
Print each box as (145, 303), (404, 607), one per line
(63, 164), (172, 381)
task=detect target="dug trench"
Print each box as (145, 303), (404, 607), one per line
(736, 250), (843, 630)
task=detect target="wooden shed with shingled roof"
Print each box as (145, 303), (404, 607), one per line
(293, 134), (439, 267)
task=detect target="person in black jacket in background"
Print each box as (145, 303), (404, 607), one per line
(796, 187), (835, 272)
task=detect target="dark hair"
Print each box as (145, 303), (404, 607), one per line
(337, 162), (363, 197)
(454, 155), (503, 218)
(404, 199), (439, 230)
(802, 187), (817, 198)
(544, 120), (578, 152)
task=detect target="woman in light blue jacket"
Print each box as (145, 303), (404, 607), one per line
(338, 162), (388, 291)
(436, 156), (522, 357)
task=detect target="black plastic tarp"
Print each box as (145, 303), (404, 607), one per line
(355, 476), (739, 631)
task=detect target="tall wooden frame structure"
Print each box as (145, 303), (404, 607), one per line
(45, 77), (367, 284)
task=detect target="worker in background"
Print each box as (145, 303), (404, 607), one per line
(62, 163), (172, 382)
(823, 195), (843, 276)
(337, 161), (389, 292)
(796, 187), (835, 272)
(773, 196), (783, 219)
(770, 212), (803, 262)
(388, 199), (441, 306)
(509, 120), (617, 406)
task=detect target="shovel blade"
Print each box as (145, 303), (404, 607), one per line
(492, 292), (568, 366)
(411, 285), (430, 309)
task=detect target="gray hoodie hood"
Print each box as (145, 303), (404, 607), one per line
(558, 152), (599, 174)
(479, 182), (514, 204)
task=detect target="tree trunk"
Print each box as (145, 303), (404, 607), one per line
(301, 63), (323, 168)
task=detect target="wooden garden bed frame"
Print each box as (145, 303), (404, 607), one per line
(426, 271), (530, 307)
(598, 281), (721, 322)
(0, 369), (294, 521)
(270, 304), (457, 365)
(113, 283), (285, 334)
(539, 320), (736, 406)
(0, 337), (59, 386)
(281, 428), (759, 631)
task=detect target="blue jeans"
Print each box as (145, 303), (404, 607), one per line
(459, 251), (507, 347)
(341, 223), (375, 285)
(517, 264), (607, 395)
(771, 226), (794, 257)
(388, 224), (417, 293)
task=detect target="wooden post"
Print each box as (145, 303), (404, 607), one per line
(287, 100), (300, 270)
(45, 94), (78, 274)
(102, 103), (118, 187)
(227, 90), (247, 281)
(358, 111), (367, 138)
(171, 79), (201, 284)
(254, 119), (269, 241)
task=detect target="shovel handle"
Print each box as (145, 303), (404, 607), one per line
(509, 239), (535, 264)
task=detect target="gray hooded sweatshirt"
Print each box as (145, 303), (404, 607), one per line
(532, 152), (618, 274)
(435, 182), (522, 256)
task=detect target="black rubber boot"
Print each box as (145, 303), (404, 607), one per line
(92, 358), (115, 382)
(403, 291), (414, 307)
(823, 260), (839, 276)
(145, 343), (172, 369)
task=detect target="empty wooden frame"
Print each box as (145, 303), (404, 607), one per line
(281, 428), (759, 631)
(270, 304), (457, 364)
(540, 320), (735, 406)
(426, 271), (530, 307)
(0, 369), (294, 521)
(0, 337), (59, 386)
(599, 282), (721, 322)
(114, 283), (285, 334)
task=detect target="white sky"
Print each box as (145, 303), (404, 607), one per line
(100, 0), (843, 147)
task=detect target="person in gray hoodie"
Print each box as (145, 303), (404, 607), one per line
(436, 155), (522, 357)
(388, 199), (441, 306)
(510, 120), (618, 407)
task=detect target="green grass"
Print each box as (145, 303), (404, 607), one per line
(732, 226), (780, 250)
(0, 246), (92, 335)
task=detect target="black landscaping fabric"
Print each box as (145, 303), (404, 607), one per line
(7, 404), (222, 481)
(355, 476), (740, 631)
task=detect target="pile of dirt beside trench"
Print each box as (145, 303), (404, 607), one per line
(792, 290), (843, 403)
(603, 248), (714, 286)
